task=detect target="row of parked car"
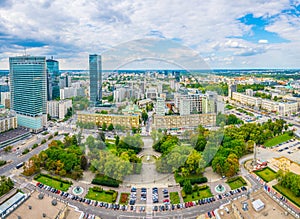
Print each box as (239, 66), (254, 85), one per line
(36, 182), (61, 194)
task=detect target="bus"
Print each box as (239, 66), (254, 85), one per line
(15, 162), (24, 169)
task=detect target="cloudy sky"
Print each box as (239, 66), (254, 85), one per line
(0, 0), (299, 70)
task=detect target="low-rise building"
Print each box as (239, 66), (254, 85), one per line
(77, 111), (140, 128)
(0, 112), (17, 133)
(153, 113), (216, 130)
(47, 99), (72, 120)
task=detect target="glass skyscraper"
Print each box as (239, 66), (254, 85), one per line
(46, 58), (60, 100)
(9, 56), (47, 132)
(89, 54), (102, 104)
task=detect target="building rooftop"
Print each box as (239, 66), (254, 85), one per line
(0, 192), (25, 215)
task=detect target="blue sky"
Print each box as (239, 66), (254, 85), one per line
(0, 0), (299, 69)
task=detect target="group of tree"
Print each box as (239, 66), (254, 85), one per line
(276, 170), (300, 197)
(89, 134), (143, 180)
(237, 84), (265, 93)
(153, 132), (206, 175)
(72, 96), (89, 110)
(76, 121), (95, 129)
(0, 176), (14, 196)
(212, 119), (287, 177)
(254, 92), (272, 100)
(216, 113), (244, 126)
(23, 135), (85, 180)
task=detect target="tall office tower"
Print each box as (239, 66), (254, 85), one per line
(156, 97), (166, 116)
(46, 58), (60, 99)
(89, 54), (102, 105)
(179, 98), (191, 115)
(46, 72), (52, 100)
(228, 83), (237, 98)
(10, 56), (47, 132)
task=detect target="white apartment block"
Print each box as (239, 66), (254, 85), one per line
(0, 114), (17, 133)
(155, 98), (166, 116)
(232, 92), (298, 116)
(60, 87), (77, 99)
(1, 92), (10, 107)
(47, 99), (72, 120)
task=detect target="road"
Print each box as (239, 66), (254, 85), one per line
(0, 135), (64, 176)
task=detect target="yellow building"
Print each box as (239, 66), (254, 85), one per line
(153, 113), (216, 130)
(77, 111), (140, 128)
(0, 114), (17, 133)
(269, 156), (300, 175)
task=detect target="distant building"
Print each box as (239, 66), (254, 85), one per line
(228, 83), (237, 98)
(10, 56), (47, 132)
(179, 98), (190, 115)
(60, 87), (77, 99)
(146, 87), (158, 100)
(0, 92), (10, 108)
(153, 113), (216, 130)
(246, 89), (254, 96)
(175, 93), (203, 114)
(155, 98), (166, 116)
(89, 54), (102, 105)
(77, 111), (139, 128)
(122, 104), (142, 116)
(47, 99), (72, 120)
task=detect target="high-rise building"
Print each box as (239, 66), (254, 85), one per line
(46, 58), (60, 100)
(89, 54), (102, 105)
(10, 56), (47, 132)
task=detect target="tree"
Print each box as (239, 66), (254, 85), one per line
(4, 146), (12, 153)
(194, 135), (207, 152)
(115, 135), (120, 146)
(108, 123), (114, 131)
(141, 111), (148, 125)
(183, 180), (193, 194)
(102, 122), (107, 131)
(98, 132), (105, 142)
(80, 155), (88, 170)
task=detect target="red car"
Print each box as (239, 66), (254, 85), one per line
(163, 199), (170, 203)
(36, 182), (40, 186)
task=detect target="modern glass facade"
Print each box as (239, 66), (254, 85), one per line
(46, 58), (60, 100)
(9, 56), (47, 131)
(89, 54), (102, 104)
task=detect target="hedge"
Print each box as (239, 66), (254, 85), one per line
(226, 176), (246, 184)
(34, 173), (73, 185)
(179, 177), (208, 186)
(92, 176), (120, 188)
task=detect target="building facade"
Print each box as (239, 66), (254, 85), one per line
(0, 114), (17, 133)
(153, 113), (216, 130)
(9, 56), (47, 132)
(46, 58), (59, 100)
(47, 99), (72, 120)
(89, 54), (102, 104)
(77, 111), (139, 128)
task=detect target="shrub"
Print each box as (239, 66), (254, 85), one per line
(41, 139), (46, 144)
(92, 186), (103, 192)
(54, 131), (58, 136)
(179, 177), (207, 186)
(181, 190), (186, 198)
(112, 191), (118, 202)
(22, 148), (30, 155)
(32, 143), (39, 149)
(92, 176), (120, 188)
(0, 160), (7, 167)
(48, 135), (53, 140)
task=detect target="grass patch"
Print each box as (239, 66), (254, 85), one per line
(85, 187), (117, 203)
(170, 192), (180, 204)
(119, 193), (129, 205)
(254, 167), (277, 182)
(35, 175), (71, 191)
(264, 133), (293, 147)
(183, 186), (213, 202)
(226, 176), (247, 190)
(273, 183), (300, 208)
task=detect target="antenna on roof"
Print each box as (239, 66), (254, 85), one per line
(24, 47), (27, 56)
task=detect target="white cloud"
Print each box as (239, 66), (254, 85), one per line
(0, 0), (299, 69)
(258, 39), (269, 44)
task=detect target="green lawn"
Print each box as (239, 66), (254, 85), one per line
(175, 173), (203, 183)
(36, 175), (71, 191)
(264, 133), (293, 147)
(85, 188), (117, 203)
(119, 193), (129, 205)
(254, 167), (277, 182)
(170, 192), (180, 204)
(183, 187), (213, 202)
(273, 184), (300, 208)
(227, 176), (247, 190)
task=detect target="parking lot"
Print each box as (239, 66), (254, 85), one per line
(269, 139), (300, 154)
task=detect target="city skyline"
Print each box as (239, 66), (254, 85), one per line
(0, 1), (299, 70)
